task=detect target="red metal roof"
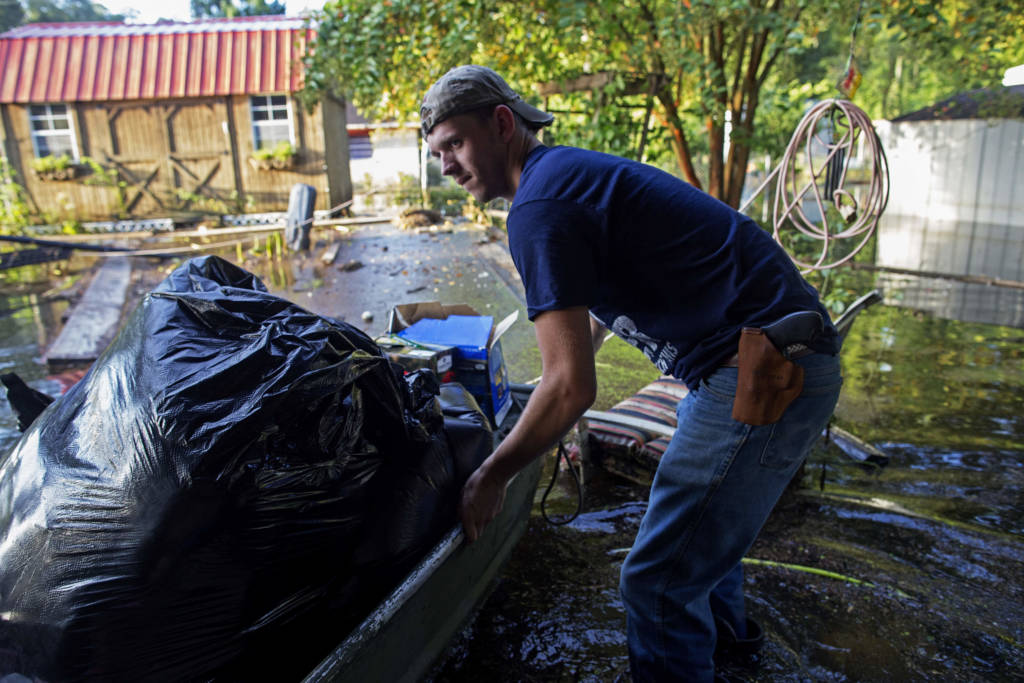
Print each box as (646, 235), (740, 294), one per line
(0, 16), (314, 104)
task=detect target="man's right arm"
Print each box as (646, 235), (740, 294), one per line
(457, 306), (597, 541)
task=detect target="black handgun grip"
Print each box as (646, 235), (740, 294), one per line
(761, 311), (823, 350)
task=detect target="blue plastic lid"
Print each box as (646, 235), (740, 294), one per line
(397, 315), (493, 357)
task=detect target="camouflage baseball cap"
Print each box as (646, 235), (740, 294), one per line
(421, 65), (554, 137)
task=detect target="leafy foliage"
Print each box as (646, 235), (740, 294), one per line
(251, 140), (295, 163)
(189, 0), (284, 19)
(302, 0), (860, 205)
(22, 0), (127, 22)
(31, 154), (72, 173)
(302, 0), (1023, 208)
(298, 0), (483, 122)
(0, 156), (32, 232)
(388, 171), (488, 220)
(843, 0), (1024, 120)
(0, 0), (24, 32)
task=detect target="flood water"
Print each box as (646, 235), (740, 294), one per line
(0, 224), (1021, 681)
(433, 294), (1024, 681)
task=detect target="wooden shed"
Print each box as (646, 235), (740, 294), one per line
(0, 16), (353, 224)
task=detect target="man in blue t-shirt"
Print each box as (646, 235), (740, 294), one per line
(422, 65), (843, 682)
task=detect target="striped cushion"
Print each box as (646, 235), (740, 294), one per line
(586, 376), (689, 481)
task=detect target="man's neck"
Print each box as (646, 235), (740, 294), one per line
(505, 134), (542, 202)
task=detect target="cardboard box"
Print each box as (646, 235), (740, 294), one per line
(387, 302), (518, 428)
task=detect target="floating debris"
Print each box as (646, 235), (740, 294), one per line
(321, 243), (342, 265)
(397, 208), (443, 229)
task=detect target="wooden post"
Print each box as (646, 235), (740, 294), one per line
(161, 104), (180, 197)
(72, 102), (90, 159)
(0, 104), (40, 213)
(223, 96), (244, 204)
(106, 107), (121, 156)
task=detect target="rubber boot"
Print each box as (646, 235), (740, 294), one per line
(714, 615), (765, 659)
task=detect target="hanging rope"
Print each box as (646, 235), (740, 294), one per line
(740, 99), (889, 273)
(740, 0), (887, 272)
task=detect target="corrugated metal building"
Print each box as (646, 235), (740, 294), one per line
(874, 85), (1024, 328)
(0, 16), (354, 222)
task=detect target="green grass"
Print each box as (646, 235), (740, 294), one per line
(592, 336), (662, 410)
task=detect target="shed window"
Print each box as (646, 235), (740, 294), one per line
(250, 95), (294, 150)
(29, 104), (78, 159)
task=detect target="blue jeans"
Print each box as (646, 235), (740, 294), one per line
(620, 353), (842, 682)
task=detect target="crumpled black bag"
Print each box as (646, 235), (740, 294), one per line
(0, 255), (491, 681)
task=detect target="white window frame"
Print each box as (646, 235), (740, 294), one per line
(249, 94), (296, 150)
(28, 103), (80, 161)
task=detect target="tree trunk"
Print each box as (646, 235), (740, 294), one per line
(725, 89), (759, 209)
(722, 19), (772, 209)
(707, 116), (725, 200)
(706, 21), (728, 201)
(724, 124), (752, 209)
(658, 90), (702, 191)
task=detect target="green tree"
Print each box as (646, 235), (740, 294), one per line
(23, 0), (127, 22)
(302, 0), (1022, 206)
(190, 0), (284, 18)
(0, 0), (25, 32)
(851, 0), (1024, 120)
(302, 0), (860, 205)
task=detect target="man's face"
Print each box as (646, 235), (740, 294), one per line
(426, 112), (509, 203)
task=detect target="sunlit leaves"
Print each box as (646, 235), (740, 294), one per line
(853, 0), (1024, 119)
(300, 0), (1022, 202)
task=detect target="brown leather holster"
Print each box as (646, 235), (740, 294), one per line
(731, 327), (804, 425)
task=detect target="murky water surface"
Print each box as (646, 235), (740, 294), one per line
(433, 261), (1024, 680)
(1, 224), (1021, 680)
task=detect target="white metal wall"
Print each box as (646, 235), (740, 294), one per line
(875, 119), (1024, 281)
(350, 128), (420, 189)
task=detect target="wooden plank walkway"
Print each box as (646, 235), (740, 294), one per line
(46, 257), (132, 370)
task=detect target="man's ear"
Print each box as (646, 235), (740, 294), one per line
(493, 104), (517, 141)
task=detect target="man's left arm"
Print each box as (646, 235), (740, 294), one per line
(458, 306), (596, 541)
(590, 315), (608, 354)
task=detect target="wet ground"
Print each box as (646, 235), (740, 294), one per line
(431, 291), (1024, 682)
(1, 220), (1021, 681)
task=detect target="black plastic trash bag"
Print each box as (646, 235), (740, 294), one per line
(353, 380), (493, 585)
(438, 382), (495, 486)
(0, 255), (490, 681)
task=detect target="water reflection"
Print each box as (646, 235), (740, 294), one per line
(0, 277), (75, 455)
(879, 272), (1024, 329)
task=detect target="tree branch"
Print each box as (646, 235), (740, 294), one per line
(757, 0), (808, 87)
(656, 86), (703, 191)
(730, 26), (749, 102)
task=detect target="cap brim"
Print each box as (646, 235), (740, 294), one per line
(509, 99), (554, 128)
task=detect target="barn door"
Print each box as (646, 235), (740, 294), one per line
(100, 100), (234, 219)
